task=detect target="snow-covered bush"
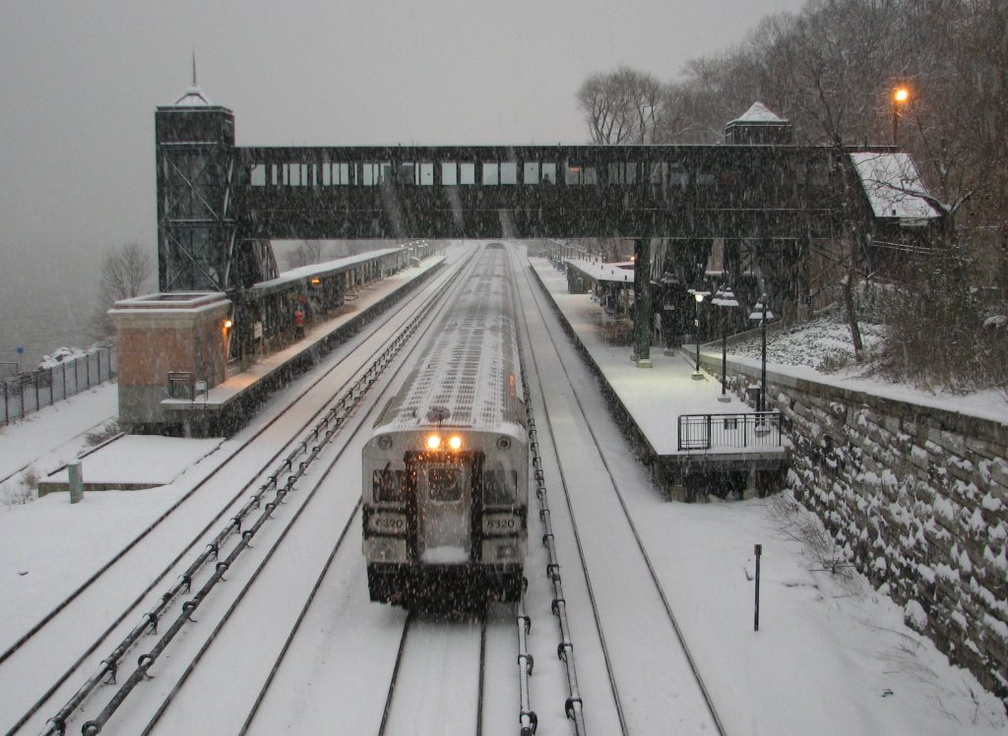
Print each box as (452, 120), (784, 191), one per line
(84, 421), (120, 447)
(1, 468), (39, 507)
(876, 247), (998, 393)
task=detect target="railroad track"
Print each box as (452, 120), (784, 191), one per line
(4, 255), (472, 735)
(512, 246), (728, 736)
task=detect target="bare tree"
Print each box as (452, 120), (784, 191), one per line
(91, 242), (153, 340)
(577, 67), (663, 144)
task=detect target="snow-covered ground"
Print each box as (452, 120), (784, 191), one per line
(1, 246), (1005, 734)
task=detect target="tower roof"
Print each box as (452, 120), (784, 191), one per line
(172, 85), (215, 107)
(730, 101), (786, 125)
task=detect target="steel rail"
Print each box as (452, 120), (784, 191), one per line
(523, 257), (728, 736)
(67, 259), (470, 735)
(27, 260), (465, 736)
(509, 249), (594, 736)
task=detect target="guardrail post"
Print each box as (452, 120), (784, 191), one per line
(68, 461), (84, 504)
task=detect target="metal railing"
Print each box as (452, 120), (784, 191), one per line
(677, 411), (782, 452)
(1, 346), (117, 426)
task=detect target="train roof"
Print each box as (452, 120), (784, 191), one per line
(375, 247), (525, 434)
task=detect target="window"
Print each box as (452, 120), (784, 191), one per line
(442, 162), (458, 185)
(362, 162), (389, 186)
(483, 163), (500, 185)
(565, 164), (597, 185)
(425, 465), (465, 502)
(500, 162), (518, 185)
(608, 162), (637, 185)
(484, 465), (517, 505)
(373, 468), (406, 503)
(250, 164), (266, 187)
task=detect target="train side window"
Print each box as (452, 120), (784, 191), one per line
(523, 162), (539, 184)
(484, 465), (517, 505)
(500, 162), (518, 185)
(459, 163), (476, 185)
(483, 163), (500, 185)
(373, 468), (406, 503)
(441, 162), (458, 186)
(541, 162), (556, 184)
(419, 162), (434, 185)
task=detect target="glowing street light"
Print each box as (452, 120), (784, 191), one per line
(711, 280), (739, 401)
(687, 284), (710, 380)
(892, 86), (910, 146)
(748, 294), (775, 412)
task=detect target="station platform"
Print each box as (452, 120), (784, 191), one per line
(163, 256), (444, 437)
(529, 256), (787, 499)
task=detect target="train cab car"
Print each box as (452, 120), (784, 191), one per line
(362, 244), (529, 608)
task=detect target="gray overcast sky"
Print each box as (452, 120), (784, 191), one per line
(0, 0), (806, 298)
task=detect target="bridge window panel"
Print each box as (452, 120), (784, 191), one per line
(459, 162), (476, 185)
(607, 162), (637, 185)
(523, 162), (539, 184)
(483, 163), (500, 185)
(649, 161), (668, 186)
(500, 162), (518, 185)
(565, 164), (597, 186)
(283, 163), (306, 187)
(669, 164), (690, 188)
(396, 163), (415, 185)
(419, 162), (434, 185)
(250, 164), (267, 187)
(441, 162), (458, 186)
(362, 162), (390, 186)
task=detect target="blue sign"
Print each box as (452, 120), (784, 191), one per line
(16, 346), (24, 354)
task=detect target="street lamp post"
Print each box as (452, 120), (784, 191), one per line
(687, 285), (710, 380)
(748, 293), (775, 412)
(892, 86), (910, 146)
(711, 281), (739, 402)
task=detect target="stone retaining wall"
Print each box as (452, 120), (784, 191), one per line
(708, 353), (1008, 703)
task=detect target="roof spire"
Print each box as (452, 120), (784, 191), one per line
(171, 53), (215, 107)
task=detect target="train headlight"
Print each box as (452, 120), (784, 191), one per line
(377, 435), (393, 450)
(496, 437), (511, 450)
(426, 434), (442, 450)
(448, 435), (463, 451)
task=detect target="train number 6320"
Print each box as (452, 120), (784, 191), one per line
(371, 514), (407, 532)
(484, 516), (519, 532)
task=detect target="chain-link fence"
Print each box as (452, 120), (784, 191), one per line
(1, 346), (117, 425)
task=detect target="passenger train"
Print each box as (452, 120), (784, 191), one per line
(362, 243), (529, 608)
